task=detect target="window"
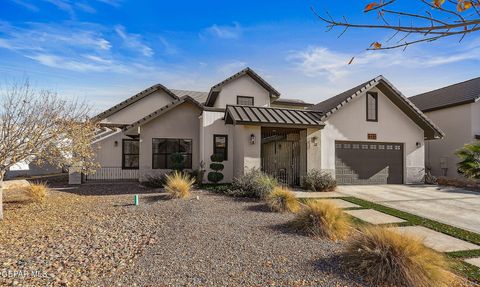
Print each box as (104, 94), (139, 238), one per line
(122, 139), (139, 169)
(213, 135), (228, 160)
(366, 92), (378, 122)
(237, 96), (254, 106)
(152, 138), (192, 169)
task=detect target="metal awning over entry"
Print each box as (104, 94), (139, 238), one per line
(224, 105), (324, 128)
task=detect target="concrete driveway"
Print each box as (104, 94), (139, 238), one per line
(337, 185), (480, 234)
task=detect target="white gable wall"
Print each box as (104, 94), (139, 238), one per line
(101, 90), (176, 125)
(213, 75), (271, 108)
(424, 102), (474, 178)
(200, 111), (234, 183)
(320, 86), (425, 183)
(138, 101), (201, 181)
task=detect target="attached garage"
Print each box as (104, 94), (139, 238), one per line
(335, 141), (403, 184)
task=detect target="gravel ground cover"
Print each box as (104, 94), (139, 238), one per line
(1, 182), (364, 286)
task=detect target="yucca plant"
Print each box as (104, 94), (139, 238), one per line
(344, 226), (456, 287)
(456, 141), (480, 179)
(266, 186), (300, 213)
(164, 171), (195, 199)
(291, 200), (351, 240)
(26, 182), (48, 203)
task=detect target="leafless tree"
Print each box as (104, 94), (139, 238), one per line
(312, 0), (480, 53)
(0, 81), (98, 219)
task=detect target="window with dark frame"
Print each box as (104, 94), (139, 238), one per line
(122, 139), (139, 169)
(213, 135), (228, 161)
(366, 92), (378, 122)
(236, 96), (254, 106)
(152, 138), (192, 169)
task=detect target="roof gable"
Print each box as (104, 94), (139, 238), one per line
(122, 96), (203, 132)
(93, 84), (179, 121)
(309, 76), (444, 140)
(204, 67), (281, 107)
(409, 77), (480, 112)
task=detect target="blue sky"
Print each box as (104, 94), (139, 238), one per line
(1, 0), (479, 114)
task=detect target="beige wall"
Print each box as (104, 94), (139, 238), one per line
(200, 111), (234, 183)
(213, 75), (271, 108)
(321, 86), (425, 184)
(424, 102), (475, 178)
(233, 125), (261, 177)
(138, 101), (201, 181)
(102, 90), (176, 125)
(93, 131), (129, 168)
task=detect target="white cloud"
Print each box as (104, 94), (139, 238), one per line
(115, 25), (154, 57)
(204, 22), (242, 39)
(9, 0), (39, 11)
(288, 43), (480, 81)
(27, 53), (128, 73)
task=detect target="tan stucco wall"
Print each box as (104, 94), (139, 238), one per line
(424, 102), (474, 178)
(200, 111), (234, 183)
(101, 90), (176, 125)
(320, 86), (425, 184)
(233, 125), (261, 177)
(138, 101), (201, 181)
(213, 75), (271, 108)
(93, 132), (129, 168)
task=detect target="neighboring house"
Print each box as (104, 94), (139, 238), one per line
(71, 68), (443, 185)
(6, 161), (63, 180)
(409, 77), (480, 178)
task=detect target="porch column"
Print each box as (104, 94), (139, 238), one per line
(306, 128), (322, 172)
(233, 125), (261, 177)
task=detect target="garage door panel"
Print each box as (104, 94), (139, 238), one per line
(335, 141), (403, 185)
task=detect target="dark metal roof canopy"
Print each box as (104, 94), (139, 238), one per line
(225, 105), (324, 128)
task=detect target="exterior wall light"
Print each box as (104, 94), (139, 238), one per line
(311, 136), (318, 146)
(416, 141), (422, 148)
(250, 134), (256, 145)
(114, 140), (118, 147)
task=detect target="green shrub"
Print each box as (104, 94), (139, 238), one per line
(301, 169), (336, 192)
(208, 154), (224, 183)
(291, 200), (350, 240)
(230, 168), (278, 199)
(456, 141), (480, 179)
(344, 226), (456, 287)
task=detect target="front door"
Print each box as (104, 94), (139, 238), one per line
(261, 128), (302, 186)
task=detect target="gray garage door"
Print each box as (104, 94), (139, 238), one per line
(335, 141), (403, 185)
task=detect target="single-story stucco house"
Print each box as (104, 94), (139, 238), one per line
(409, 77), (480, 179)
(70, 68), (443, 185)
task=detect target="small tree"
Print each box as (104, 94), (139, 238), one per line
(456, 141), (480, 179)
(0, 80), (98, 219)
(207, 154), (224, 183)
(169, 152), (185, 171)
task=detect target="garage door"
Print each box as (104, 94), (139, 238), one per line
(335, 141), (403, 185)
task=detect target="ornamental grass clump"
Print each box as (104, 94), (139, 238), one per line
(291, 200), (350, 240)
(164, 171), (195, 199)
(26, 182), (48, 203)
(266, 186), (300, 213)
(344, 226), (457, 287)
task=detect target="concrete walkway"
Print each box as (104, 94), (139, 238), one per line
(337, 184), (480, 234)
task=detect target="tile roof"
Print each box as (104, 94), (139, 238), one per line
(224, 105), (324, 127)
(409, 77), (480, 112)
(308, 75), (444, 140)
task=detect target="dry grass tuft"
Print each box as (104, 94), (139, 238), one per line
(344, 226), (457, 287)
(164, 171), (195, 199)
(266, 186), (300, 213)
(26, 182), (48, 203)
(291, 200), (351, 240)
